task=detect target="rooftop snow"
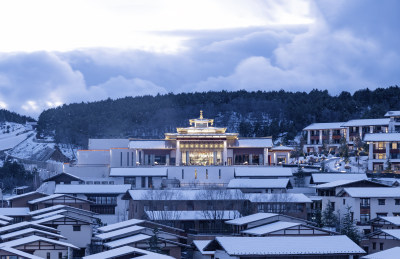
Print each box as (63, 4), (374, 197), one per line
(342, 118), (389, 127)
(28, 194), (71, 204)
(0, 215), (13, 221)
(88, 139), (129, 150)
(343, 187), (400, 198)
(145, 210), (240, 221)
(235, 167), (293, 177)
(225, 213), (278, 226)
(271, 145), (293, 151)
(315, 179), (369, 189)
(29, 205), (96, 216)
(129, 140), (166, 149)
(193, 240), (214, 255)
(228, 179), (289, 189)
(0, 208), (30, 216)
(110, 167), (168, 177)
(242, 221), (301, 236)
(378, 216), (400, 226)
(246, 193), (312, 203)
(311, 173), (367, 184)
(0, 222), (57, 234)
(31, 209), (68, 220)
(0, 246), (42, 259)
(303, 122), (345, 130)
(127, 189), (245, 201)
(1, 235), (78, 249)
(83, 246), (174, 259)
(381, 229), (400, 239)
(95, 225), (145, 240)
(236, 138), (273, 148)
(104, 234), (151, 248)
(55, 184), (131, 194)
(33, 214), (92, 225)
(384, 111), (400, 117)
(5, 191), (45, 201)
(362, 246), (400, 259)
(213, 236), (365, 255)
(0, 220), (9, 226)
(0, 227), (65, 240)
(364, 133), (400, 142)
(97, 219), (144, 233)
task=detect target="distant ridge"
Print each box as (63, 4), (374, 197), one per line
(0, 109), (35, 124)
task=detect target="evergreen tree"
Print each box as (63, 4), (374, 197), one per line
(339, 206), (361, 244)
(339, 137), (350, 163)
(322, 201), (338, 230)
(294, 166), (306, 187)
(147, 228), (162, 253)
(312, 208), (323, 228)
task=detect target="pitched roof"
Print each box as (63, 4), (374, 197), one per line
(1, 235), (78, 249)
(110, 167), (168, 177)
(83, 246), (174, 259)
(97, 219), (144, 233)
(311, 173), (367, 184)
(0, 228), (65, 241)
(42, 172), (83, 183)
(342, 118), (389, 127)
(193, 240), (214, 255)
(237, 138), (273, 148)
(384, 111), (400, 117)
(362, 246), (400, 259)
(5, 191), (46, 201)
(364, 133), (400, 142)
(246, 193), (312, 203)
(228, 179), (290, 189)
(381, 229), (400, 239)
(28, 193), (91, 204)
(145, 210), (240, 221)
(211, 236), (365, 255)
(55, 184), (131, 194)
(234, 167), (293, 177)
(315, 179), (387, 189)
(0, 208), (30, 216)
(342, 187), (400, 198)
(0, 222), (58, 234)
(95, 225), (145, 240)
(0, 247), (42, 259)
(225, 213), (278, 226)
(241, 221), (301, 236)
(303, 122), (345, 130)
(377, 216), (400, 226)
(103, 234), (151, 249)
(126, 189), (245, 201)
(29, 205), (96, 216)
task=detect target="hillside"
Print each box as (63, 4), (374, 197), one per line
(37, 86), (400, 147)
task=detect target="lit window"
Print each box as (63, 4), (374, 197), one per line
(195, 169), (197, 179)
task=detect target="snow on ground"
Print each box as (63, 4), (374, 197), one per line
(0, 123), (33, 151)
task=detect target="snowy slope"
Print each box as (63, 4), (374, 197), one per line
(0, 122), (33, 151)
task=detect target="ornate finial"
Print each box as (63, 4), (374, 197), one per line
(200, 110), (203, 119)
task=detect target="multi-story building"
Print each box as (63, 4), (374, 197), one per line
(303, 122), (345, 153)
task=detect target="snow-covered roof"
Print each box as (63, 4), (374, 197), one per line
(88, 139), (129, 150)
(237, 138), (273, 148)
(5, 191), (45, 201)
(0, 215), (13, 222)
(97, 219), (144, 233)
(0, 220), (9, 226)
(110, 167), (168, 177)
(242, 221), (301, 236)
(0, 247), (42, 259)
(95, 225), (145, 240)
(1, 235), (78, 249)
(225, 213), (278, 226)
(32, 209), (68, 220)
(342, 118), (389, 127)
(212, 236), (365, 255)
(145, 210), (240, 221)
(362, 246), (400, 259)
(129, 140), (166, 149)
(103, 234), (151, 248)
(303, 122), (345, 130)
(28, 193), (90, 204)
(33, 214), (92, 225)
(235, 167), (293, 177)
(0, 222), (57, 234)
(0, 227), (65, 241)
(377, 216), (400, 226)
(311, 173), (367, 184)
(126, 189), (245, 201)
(193, 240), (214, 255)
(314, 179), (384, 189)
(271, 145), (293, 151)
(83, 246), (174, 259)
(381, 229), (400, 239)
(228, 179), (290, 189)
(364, 133), (400, 142)
(0, 208), (30, 216)
(55, 184), (131, 194)
(384, 111), (400, 117)
(342, 187), (400, 198)
(246, 193), (312, 203)
(43, 172), (83, 182)
(29, 205), (96, 216)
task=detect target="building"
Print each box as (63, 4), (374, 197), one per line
(303, 122), (345, 153)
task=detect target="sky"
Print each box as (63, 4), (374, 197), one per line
(0, 0), (399, 117)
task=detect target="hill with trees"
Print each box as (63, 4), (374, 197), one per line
(37, 86), (400, 147)
(0, 109), (34, 124)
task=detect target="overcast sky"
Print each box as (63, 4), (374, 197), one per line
(0, 0), (399, 117)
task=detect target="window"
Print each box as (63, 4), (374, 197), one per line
(206, 169), (208, 179)
(343, 199), (346, 205)
(120, 152), (123, 166)
(127, 152), (129, 166)
(377, 213), (388, 217)
(380, 243), (384, 250)
(47, 253), (50, 259)
(182, 169), (184, 179)
(195, 169), (197, 179)
(90, 205), (115, 215)
(395, 199), (400, 205)
(73, 225), (81, 231)
(360, 214), (370, 225)
(361, 198), (370, 207)
(372, 242), (376, 250)
(124, 177), (136, 188)
(393, 212), (400, 216)
(141, 177), (146, 188)
(148, 177), (153, 188)
(378, 199), (386, 205)
(219, 169), (221, 179)
(59, 252), (63, 259)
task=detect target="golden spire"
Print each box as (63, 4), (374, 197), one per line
(200, 110), (203, 119)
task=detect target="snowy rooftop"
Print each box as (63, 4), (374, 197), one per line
(303, 122), (345, 130)
(314, 179), (381, 189)
(0, 247), (42, 259)
(103, 234), (151, 248)
(381, 229), (400, 239)
(228, 178), (290, 189)
(127, 189), (245, 201)
(225, 213), (278, 226)
(28, 193), (90, 204)
(241, 221), (301, 236)
(211, 236), (365, 255)
(362, 246), (400, 259)
(0, 222), (57, 234)
(129, 140), (166, 149)
(31, 209), (68, 220)
(97, 219), (144, 233)
(5, 191), (45, 201)
(246, 193), (312, 203)
(29, 205), (96, 216)
(384, 111), (400, 117)
(271, 145), (293, 151)
(364, 133), (400, 142)
(0, 215), (13, 222)
(378, 216), (400, 226)
(0, 208), (30, 216)
(0, 220), (9, 226)
(235, 167), (293, 177)
(88, 138), (129, 150)
(95, 225), (145, 240)
(311, 173), (367, 184)
(1, 235), (78, 249)
(341, 118), (389, 127)
(237, 138), (273, 148)
(55, 184), (131, 194)
(0, 227), (65, 241)
(145, 210), (240, 221)
(342, 187), (400, 198)
(83, 246), (174, 259)
(193, 240), (214, 255)
(33, 214), (92, 225)
(110, 167), (168, 177)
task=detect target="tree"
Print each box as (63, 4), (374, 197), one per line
(339, 206), (361, 244)
(147, 228), (162, 253)
(312, 208), (323, 228)
(339, 137), (350, 164)
(322, 201), (338, 230)
(294, 167), (306, 187)
(385, 157), (393, 173)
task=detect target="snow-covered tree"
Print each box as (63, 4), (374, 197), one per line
(339, 206), (361, 244)
(322, 201), (338, 229)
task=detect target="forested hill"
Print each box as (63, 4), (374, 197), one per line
(37, 86), (400, 147)
(0, 109), (34, 124)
